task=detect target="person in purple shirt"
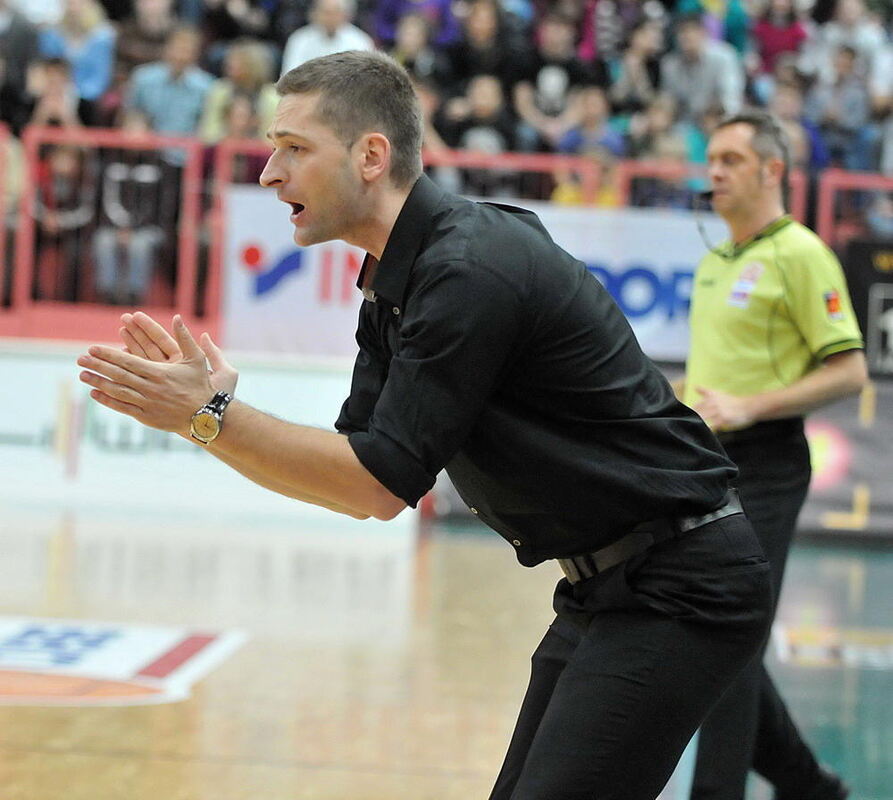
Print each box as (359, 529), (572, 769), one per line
(374, 0), (460, 47)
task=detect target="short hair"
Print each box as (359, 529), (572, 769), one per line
(226, 38), (274, 86)
(675, 11), (705, 31)
(41, 57), (71, 73)
(714, 108), (791, 208)
(276, 51), (423, 188)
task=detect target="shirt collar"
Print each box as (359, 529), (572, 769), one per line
(356, 173), (446, 310)
(726, 215), (793, 258)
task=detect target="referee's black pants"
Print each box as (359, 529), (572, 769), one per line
(691, 420), (827, 799)
(489, 511), (773, 800)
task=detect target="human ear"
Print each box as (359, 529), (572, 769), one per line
(357, 133), (391, 183)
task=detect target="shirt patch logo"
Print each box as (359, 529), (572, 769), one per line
(825, 290), (844, 320)
(727, 262), (765, 308)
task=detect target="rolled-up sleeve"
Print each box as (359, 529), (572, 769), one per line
(335, 305), (389, 436)
(348, 259), (524, 507)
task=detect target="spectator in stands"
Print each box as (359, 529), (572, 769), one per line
(200, 38), (277, 143)
(127, 26), (213, 146)
(267, 0), (314, 53)
(127, 17), (211, 278)
(577, 0), (667, 64)
(410, 76), (463, 193)
(609, 18), (663, 117)
(866, 191), (893, 238)
(513, 13), (603, 150)
(34, 144), (96, 301)
(441, 73), (517, 152)
(626, 92), (688, 160)
(660, 12), (744, 123)
(550, 148), (621, 208)
(202, 0), (271, 71)
(804, 44), (872, 169)
(116, 0), (178, 76)
(867, 35), (893, 173)
(440, 73), (517, 195)
(25, 57), (92, 127)
(557, 84), (625, 158)
(0, 0), (40, 135)
(752, 0), (810, 76)
(750, 0), (811, 103)
(280, 0), (373, 74)
(39, 0), (116, 112)
(446, 0), (526, 99)
(771, 50), (808, 91)
(218, 92), (269, 180)
(92, 112), (166, 305)
(96, 0), (179, 126)
(389, 13), (452, 88)
(374, 0), (460, 48)
(770, 80), (831, 170)
(675, 0), (751, 54)
(798, 0), (886, 83)
(1, 131), (22, 306)
(626, 93), (695, 208)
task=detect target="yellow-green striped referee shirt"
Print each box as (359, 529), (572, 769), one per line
(683, 216), (864, 414)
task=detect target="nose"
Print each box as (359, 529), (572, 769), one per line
(259, 152), (284, 188)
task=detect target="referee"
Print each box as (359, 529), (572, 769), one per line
(683, 110), (867, 800)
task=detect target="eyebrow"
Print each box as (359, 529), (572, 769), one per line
(266, 129), (306, 143)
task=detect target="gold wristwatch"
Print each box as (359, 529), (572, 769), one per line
(189, 391), (233, 445)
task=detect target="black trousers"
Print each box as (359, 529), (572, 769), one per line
(489, 511), (773, 800)
(691, 420), (826, 799)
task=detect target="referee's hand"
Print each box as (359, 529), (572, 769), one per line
(693, 386), (756, 432)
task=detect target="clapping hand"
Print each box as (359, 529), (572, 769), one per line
(77, 314), (236, 435)
(119, 311), (238, 396)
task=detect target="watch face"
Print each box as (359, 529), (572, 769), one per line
(192, 411), (220, 440)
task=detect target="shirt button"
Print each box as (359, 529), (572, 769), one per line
(469, 507), (478, 515)
(392, 307), (400, 315)
(512, 539), (522, 547)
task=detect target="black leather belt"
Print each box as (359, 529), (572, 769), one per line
(556, 489), (743, 584)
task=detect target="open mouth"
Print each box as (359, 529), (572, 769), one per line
(288, 202), (305, 220)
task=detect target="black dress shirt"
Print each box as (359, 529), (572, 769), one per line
(336, 175), (735, 566)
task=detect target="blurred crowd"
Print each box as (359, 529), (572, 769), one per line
(2, 0), (893, 304)
(3, 0), (893, 168)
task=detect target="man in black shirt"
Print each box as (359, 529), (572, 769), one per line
(78, 51), (773, 799)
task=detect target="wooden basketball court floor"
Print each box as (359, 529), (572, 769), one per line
(0, 506), (889, 800)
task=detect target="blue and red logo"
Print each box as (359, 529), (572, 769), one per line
(239, 242), (363, 303)
(240, 243), (304, 296)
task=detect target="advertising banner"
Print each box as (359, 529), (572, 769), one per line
(0, 617), (246, 706)
(222, 186), (727, 361)
(0, 345), (417, 645)
(842, 238), (893, 377)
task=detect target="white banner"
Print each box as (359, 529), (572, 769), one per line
(221, 186), (727, 361)
(222, 186), (366, 357)
(0, 345), (418, 645)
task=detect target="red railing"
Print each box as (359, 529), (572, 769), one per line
(614, 160), (809, 221)
(0, 126), (209, 342)
(1, 126), (888, 344)
(817, 168), (893, 247)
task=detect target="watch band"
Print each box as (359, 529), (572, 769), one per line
(204, 391), (233, 414)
